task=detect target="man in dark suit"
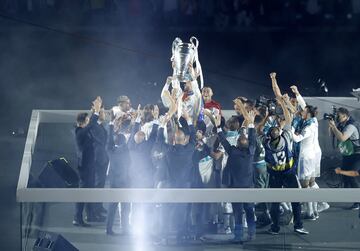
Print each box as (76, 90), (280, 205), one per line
(127, 105), (159, 236)
(91, 108), (109, 220)
(106, 114), (132, 235)
(156, 110), (196, 244)
(73, 96), (102, 227)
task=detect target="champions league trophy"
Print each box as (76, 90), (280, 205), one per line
(171, 36), (204, 89)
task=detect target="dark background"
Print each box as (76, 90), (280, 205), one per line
(0, 0), (360, 249)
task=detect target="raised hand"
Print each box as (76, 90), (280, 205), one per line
(247, 110), (256, 125)
(92, 96), (102, 113)
(270, 72), (276, 79)
(214, 114), (222, 128)
(290, 85), (300, 96)
(166, 76), (173, 84)
(153, 105), (159, 120)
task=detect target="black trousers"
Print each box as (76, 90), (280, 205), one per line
(233, 203), (255, 225)
(342, 154), (360, 206)
(342, 154), (360, 189)
(106, 173), (130, 231)
(268, 170), (303, 232)
(94, 160), (109, 213)
(95, 160), (108, 189)
(106, 202), (130, 231)
(74, 167), (95, 221)
(165, 181), (192, 238)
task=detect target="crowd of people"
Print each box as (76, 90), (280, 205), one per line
(3, 0), (360, 30)
(73, 61), (360, 245)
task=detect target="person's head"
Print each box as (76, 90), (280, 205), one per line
(237, 134), (249, 149)
(268, 127), (281, 141)
(301, 105), (318, 120)
(98, 108), (106, 122)
(336, 107), (350, 123)
(134, 131), (145, 144)
(143, 104), (155, 123)
(174, 129), (187, 145)
(202, 87), (213, 103)
(226, 116), (240, 131)
(254, 114), (264, 127)
(76, 112), (89, 128)
(117, 95), (131, 112)
(244, 100), (255, 112)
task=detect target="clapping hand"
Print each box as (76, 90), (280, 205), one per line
(247, 110), (256, 125)
(214, 114), (222, 128)
(92, 96), (102, 113)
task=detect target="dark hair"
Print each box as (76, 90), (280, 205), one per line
(76, 112), (88, 125)
(226, 116), (240, 131)
(143, 104), (155, 123)
(254, 115), (263, 125)
(305, 105), (318, 118)
(337, 107), (350, 117)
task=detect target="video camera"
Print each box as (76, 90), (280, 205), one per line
(255, 96), (283, 116)
(323, 105), (337, 121)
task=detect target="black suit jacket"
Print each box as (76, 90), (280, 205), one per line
(75, 113), (98, 171)
(90, 122), (109, 166)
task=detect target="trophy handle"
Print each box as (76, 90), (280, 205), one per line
(190, 36), (199, 49)
(172, 37), (182, 56)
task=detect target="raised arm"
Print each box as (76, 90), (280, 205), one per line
(161, 77), (172, 108)
(277, 96), (292, 126)
(290, 85), (306, 110)
(128, 105), (142, 148)
(234, 98), (251, 122)
(247, 110), (257, 154)
(282, 93), (297, 114)
(182, 109), (196, 146)
(76, 97), (102, 138)
(214, 114), (232, 154)
(270, 72), (282, 98)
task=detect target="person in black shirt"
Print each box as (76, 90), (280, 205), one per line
(215, 110), (257, 243)
(73, 96), (102, 227)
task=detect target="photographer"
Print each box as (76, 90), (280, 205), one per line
(329, 107), (360, 210)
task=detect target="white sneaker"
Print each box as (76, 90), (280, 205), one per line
(225, 226), (232, 235)
(317, 203), (330, 213)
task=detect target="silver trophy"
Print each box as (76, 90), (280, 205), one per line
(171, 36), (203, 87)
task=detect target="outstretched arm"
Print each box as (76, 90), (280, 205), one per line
(182, 109), (196, 146)
(335, 168), (359, 177)
(282, 93), (297, 114)
(214, 114), (232, 154)
(247, 110), (257, 154)
(290, 85), (306, 110)
(270, 72), (282, 98)
(128, 105), (142, 148)
(277, 96), (292, 126)
(233, 98), (251, 122)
